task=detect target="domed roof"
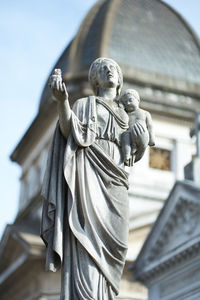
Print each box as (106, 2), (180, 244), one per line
(39, 0), (200, 110)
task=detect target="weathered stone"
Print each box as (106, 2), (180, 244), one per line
(133, 180), (200, 300)
(41, 58), (141, 299)
(184, 157), (200, 184)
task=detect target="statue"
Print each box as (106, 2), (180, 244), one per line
(41, 58), (155, 299)
(119, 89), (155, 166)
(184, 112), (200, 184)
(190, 112), (200, 158)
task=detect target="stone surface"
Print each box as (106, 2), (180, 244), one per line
(119, 89), (155, 165)
(184, 157), (200, 184)
(41, 58), (138, 299)
(184, 113), (200, 184)
(190, 113), (200, 157)
(0, 225), (61, 300)
(133, 180), (200, 300)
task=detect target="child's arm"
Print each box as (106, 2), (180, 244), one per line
(146, 112), (155, 146)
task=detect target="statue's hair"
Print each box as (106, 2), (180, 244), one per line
(88, 57), (123, 97)
(119, 89), (140, 102)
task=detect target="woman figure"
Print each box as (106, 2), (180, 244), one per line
(41, 58), (130, 299)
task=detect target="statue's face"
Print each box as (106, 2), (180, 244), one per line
(96, 61), (119, 89)
(121, 92), (139, 112)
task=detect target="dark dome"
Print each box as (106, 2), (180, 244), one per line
(39, 0), (200, 110)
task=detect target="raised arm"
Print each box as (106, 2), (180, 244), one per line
(49, 69), (72, 140)
(146, 112), (155, 146)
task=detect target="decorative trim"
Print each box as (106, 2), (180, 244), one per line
(135, 195), (200, 282)
(139, 240), (200, 282)
(147, 197), (200, 263)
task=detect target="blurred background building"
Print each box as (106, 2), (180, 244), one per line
(0, 0), (200, 299)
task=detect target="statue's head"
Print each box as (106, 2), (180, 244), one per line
(88, 58), (123, 97)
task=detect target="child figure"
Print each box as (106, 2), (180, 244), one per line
(119, 89), (155, 166)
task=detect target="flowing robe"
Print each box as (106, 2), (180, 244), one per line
(41, 96), (130, 299)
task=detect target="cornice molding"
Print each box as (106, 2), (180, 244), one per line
(133, 181), (200, 283)
(137, 240), (200, 282)
(148, 197), (200, 262)
(0, 225), (44, 285)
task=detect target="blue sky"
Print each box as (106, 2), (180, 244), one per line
(0, 0), (200, 239)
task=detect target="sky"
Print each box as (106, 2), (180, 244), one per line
(0, 0), (200, 239)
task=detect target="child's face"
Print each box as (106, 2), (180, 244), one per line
(122, 92), (139, 112)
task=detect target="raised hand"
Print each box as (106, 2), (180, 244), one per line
(49, 69), (68, 103)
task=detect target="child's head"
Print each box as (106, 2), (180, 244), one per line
(119, 89), (140, 112)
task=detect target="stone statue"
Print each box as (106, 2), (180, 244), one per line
(119, 89), (155, 166)
(184, 112), (200, 183)
(41, 58), (154, 299)
(190, 112), (200, 158)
